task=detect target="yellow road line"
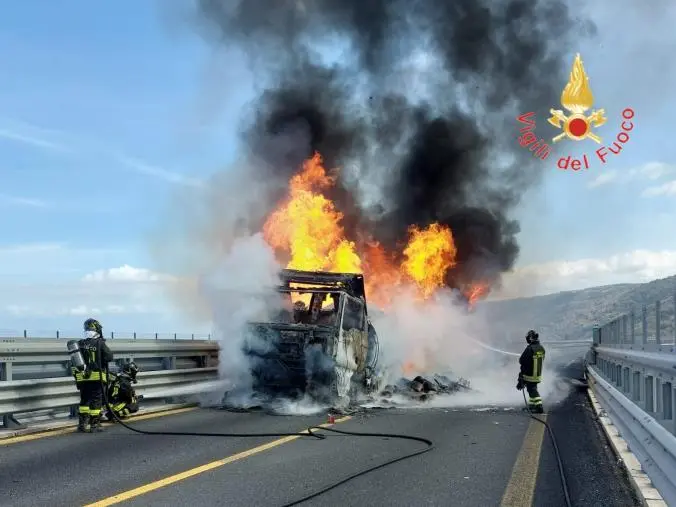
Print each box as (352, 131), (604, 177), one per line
(500, 415), (548, 507)
(84, 416), (352, 507)
(0, 407), (197, 446)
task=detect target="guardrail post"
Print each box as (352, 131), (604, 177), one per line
(673, 292), (676, 344)
(655, 300), (662, 345)
(592, 326), (600, 346)
(656, 378), (663, 416)
(622, 315), (629, 345)
(1, 361), (12, 381)
(666, 383), (676, 435)
(134, 332), (137, 340)
(645, 375), (655, 414)
(610, 320), (616, 344)
(23, 330), (27, 338)
(631, 310), (636, 345)
(56, 330), (60, 339)
(642, 305), (648, 344)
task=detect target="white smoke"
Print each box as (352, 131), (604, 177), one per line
(369, 287), (572, 409)
(196, 233), (283, 401)
(189, 233), (331, 415)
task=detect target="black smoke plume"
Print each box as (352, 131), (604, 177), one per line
(194, 0), (594, 291)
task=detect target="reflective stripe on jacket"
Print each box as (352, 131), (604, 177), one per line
(519, 341), (545, 383)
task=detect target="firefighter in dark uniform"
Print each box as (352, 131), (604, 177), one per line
(516, 330), (545, 413)
(106, 362), (141, 420)
(74, 318), (114, 432)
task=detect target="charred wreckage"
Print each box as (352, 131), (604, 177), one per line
(230, 269), (471, 410)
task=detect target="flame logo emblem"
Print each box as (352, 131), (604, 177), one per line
(547, 53), (607, 144)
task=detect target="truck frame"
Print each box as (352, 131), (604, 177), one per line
(243, 269), (379, 406)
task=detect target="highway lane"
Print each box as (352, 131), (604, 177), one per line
(1, 406), (532, 507)
(117, 409), (530, 507)
(0, 359), (641, 507)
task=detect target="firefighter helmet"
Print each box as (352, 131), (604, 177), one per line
(84, 318), (103, 336)
(122, 361), (138, 379)
(526, 329), (539, 344)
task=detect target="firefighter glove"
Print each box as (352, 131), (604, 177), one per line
(516, 376), (525, 391)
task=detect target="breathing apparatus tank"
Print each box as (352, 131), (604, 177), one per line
(67, 340), (87, 373)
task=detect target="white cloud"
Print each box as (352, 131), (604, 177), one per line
(587, 170), (618, 188)
(587, 161), (676, 189)
(0, 128), (71, 153)
(0, 262), (182, 330)
(82, 264), (175, 283)
(0, 242), (63, 254)
(0, 193), (49, 208)
(642, 180), (676, 197)
(114, 154), (204, 188)
(497, 249), (676, 299)
(68, 305), (100, 316)
(637, 162), (675, 180)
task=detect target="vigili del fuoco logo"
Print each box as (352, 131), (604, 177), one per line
(516, 53), (635, 171)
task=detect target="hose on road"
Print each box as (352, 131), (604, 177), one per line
(280, 426), (433, 506)
(522, 389), (572, 507)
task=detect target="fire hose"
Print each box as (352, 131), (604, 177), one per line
(521, 389), (572, 507)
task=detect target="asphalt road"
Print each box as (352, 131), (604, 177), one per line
(0, 359), (641, 507)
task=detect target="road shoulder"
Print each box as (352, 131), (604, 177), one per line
(0, 403), (196, 445)
(533, 375), (642, 507)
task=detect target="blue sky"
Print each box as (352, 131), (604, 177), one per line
(1, 1), (675, 336)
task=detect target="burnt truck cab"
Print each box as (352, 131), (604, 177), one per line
(244, 269), (379, 406)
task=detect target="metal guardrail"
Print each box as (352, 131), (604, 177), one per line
(588, 292), (676, 504)
(0, 338), (219, 381)
(546, 339), (592, 348)
(587, 367), (676, 505)
(0, 367), (219, 427)
(596, 292), (676, 351)
(0, 330), (212, 340)
(0, 338), (221, 429)
(590, 292), (676, 436)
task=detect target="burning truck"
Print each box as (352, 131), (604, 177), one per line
(243, 268), (380, 407)
(239, 267), (474, 408)
(216, 152), (490, 408)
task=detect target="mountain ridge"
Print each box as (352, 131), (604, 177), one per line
(478, 273), (676, 342)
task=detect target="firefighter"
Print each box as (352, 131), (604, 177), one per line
(75, 318), (114, 432)
(516, 329), (545, 414)
(106, 362), (141, 421)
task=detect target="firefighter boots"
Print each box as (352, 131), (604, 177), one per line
(77, 414), (90, 432)
(89, 416), (104, 433)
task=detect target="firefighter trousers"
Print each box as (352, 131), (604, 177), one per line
(525, 381), (543, 413)
(108, 399), (139, 419)
(79, 381), (104, 418)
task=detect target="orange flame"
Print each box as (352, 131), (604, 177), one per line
(362, 241), (402, 307)
(465, 282), (490, 310)
(263, 152), (361, 275)
(261, 151), (490, 309)
(402, 224), (457, 299)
